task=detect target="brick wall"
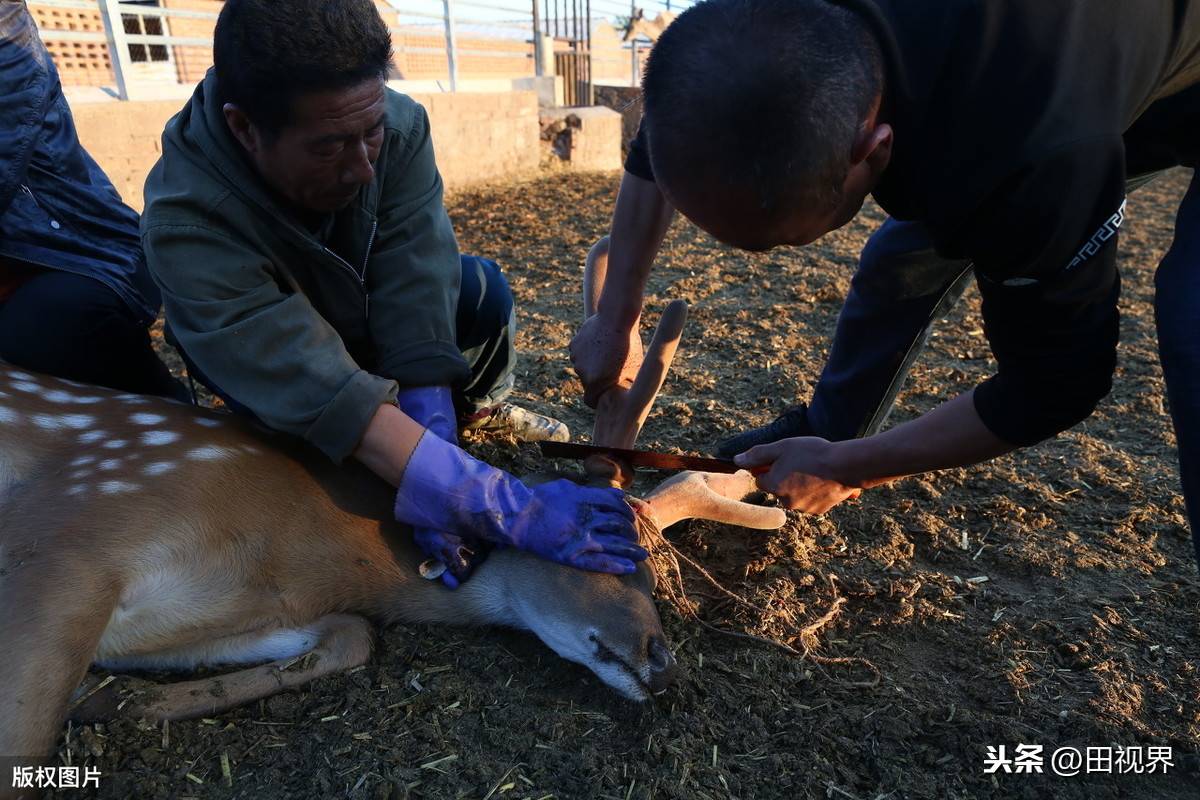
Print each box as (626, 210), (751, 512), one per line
(30, 1), (535, 90)
(70, 91), (541, 212)
(28, 2), (113, 87)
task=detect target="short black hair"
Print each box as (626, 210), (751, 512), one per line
(642, 0), (882, 219)
(213, 0), (394, 136)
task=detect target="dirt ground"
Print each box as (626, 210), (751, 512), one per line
(52, 169), (1198, 799)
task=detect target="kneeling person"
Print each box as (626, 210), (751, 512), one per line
(141, 0), (644, 585)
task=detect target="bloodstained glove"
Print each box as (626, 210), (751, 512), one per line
(394, 431), (647, 574)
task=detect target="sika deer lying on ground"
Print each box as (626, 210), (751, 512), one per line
(0, 294), (783, 779)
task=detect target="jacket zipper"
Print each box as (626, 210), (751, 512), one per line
(361, 219), (377, 320)
(320, 218), (377, 320)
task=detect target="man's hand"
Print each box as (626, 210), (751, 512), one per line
(735, 437), (862, 514)
(570, 312), (644, 409)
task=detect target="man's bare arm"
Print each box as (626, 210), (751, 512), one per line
(570, 172), (675, 407)
(597, 172), (676, 326)
(353, 402), (426, 487)
(737, 391), (1015, 512)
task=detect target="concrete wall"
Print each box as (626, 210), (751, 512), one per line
(70, 91), (541, 212)
(593, 84), (642, 157)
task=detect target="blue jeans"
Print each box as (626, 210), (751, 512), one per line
(0, 268), (187, 401)
(175, 254), (516, 418)
(1155, 175), (1200, 562)
(808, 173), (1199, 563)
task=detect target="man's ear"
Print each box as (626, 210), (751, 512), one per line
(851, 121), (893, 178)
(222, 103), (261, 154)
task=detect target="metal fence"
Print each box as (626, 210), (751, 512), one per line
(29, 0), (691, 100)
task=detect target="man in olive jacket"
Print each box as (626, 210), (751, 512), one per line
(142, 0), (646, 587)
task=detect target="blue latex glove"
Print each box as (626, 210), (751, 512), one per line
(395, 386), (486, 588)
(394, 431), (648, 575)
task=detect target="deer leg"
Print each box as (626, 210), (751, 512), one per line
(0, 554), (117, 774)
(70, 614), (374, 722)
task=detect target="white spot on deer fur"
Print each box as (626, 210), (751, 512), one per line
(99, 480), (138, 494)
(0, 407), (17, 424)
(69, 470), (91, 480)
(103, 439), (128, 449)
(117, 394), (149, 404)
(69, 455), (95, 467)
(143, 461), (176, 476)
(44, 389), (102, 405)
(7, 371), (34, 381)
(195, 417), (222, 428)
(79, 430), (107, 444)
(141, 430), (180, 446)
(66, 484), (88, 496)
(187, 446), (232, 461)
(130, 413), (167, 425)
(12, 381), (39, 393)
(31, 413), (94, 431)
(99, 459), (121, 471)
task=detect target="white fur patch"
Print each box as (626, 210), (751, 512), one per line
(68, 470), (91, 480)
(11, 381), (39, 393)
(194, 417), (222, 428)
(141, 430), (180, 446)
(187, 446), (232, 461)
(98, 480), (138, 494)
(117, 395), (149, 404)
(142, 461), (176, 476)
(66, 484), (88, 496)
(70, 455), (96, 467)
(7, 371), (34, 381)
(130, 413), (167, 425)
(78, 430), (107, 444)
(42, 390), (100, 404)
(98, 459), (121, 471)
(32, 413), (95, 431)
(0, 407), (17, 424)
(103, 439), (128, 449)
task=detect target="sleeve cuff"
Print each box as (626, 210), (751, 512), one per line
(306, 370), (400, 463)
(374, 341), (471, 388)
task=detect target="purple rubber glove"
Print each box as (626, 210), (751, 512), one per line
(395, 385), (457, 443)
(394, 431), (647, 575)
(395, 386), (486, 588)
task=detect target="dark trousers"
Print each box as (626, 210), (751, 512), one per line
(808, 171), (1200, 562)
(178, 254), (517, 417)
(0, 270), (186, 400)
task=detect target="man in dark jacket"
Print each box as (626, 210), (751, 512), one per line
(0, 0), (183, 398)
(142, 0), (647, 586)
(570, 0), (1200, 561)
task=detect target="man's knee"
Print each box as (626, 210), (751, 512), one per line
(457, 255), (513, 343)
(0, 271), (181, 397)
(855, 219), (968, 301)
(0, 272), (138, 360)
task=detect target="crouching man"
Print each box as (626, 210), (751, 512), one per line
(1, 0), (185, 399)
(141, 0), (646, 586)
